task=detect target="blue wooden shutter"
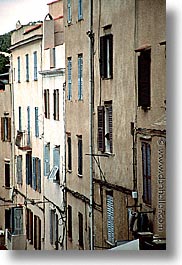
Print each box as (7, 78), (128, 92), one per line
(35, 107), (39, 137)
(78, 0), (83, 20)
(34, 51), (38, 80)
(37, 159), (41, 193)
(32, 157), (36, 190)
(67, 0), (72, 23)
(106, 192), (114, 244)
(17, 155), (22, 184)
(53, 147), (60, 182)
(68, 58), (72, 100)
(19, 106), (22, 131)
(18, 56), (20, 82)
(27, 106), (30, 145)
(44, 144), (50, 176)
(26, 54), (29, 81)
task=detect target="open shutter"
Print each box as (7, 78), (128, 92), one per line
(67, 0), (72, 23)
(100, 36), (107, 78)
(17, 155), (22, 184)
(1, 117), (5, 141)
(34, 51), (38, 80)
(106, 192), (114, 244)
(146, 144), (151, 204)
(97, 106), (105, 152)
(32, 157), (36, 190)
(108, 34), (113, 79)
(27, 106), (30, 145)
(35, 107), (39, 137)
(138, 50), (151, 108)
(78, 138), (82, 175)
(108, 105), (113, 153)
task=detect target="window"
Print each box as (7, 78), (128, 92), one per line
(44, 143), (50, 176)
(27, 106), (30, 146)
(67, 0), (72, 24)
(17, 155), (22, 184)
(48, 146), (60, 183)
(100, 34), (113, 79)
(5, 162), (10, 188)
(26, 209), (33, 244)
(50, 209), (58, 247)
(17, 56), (20, 82)
(32, 157), (41, 192)
(25, 54), (29, 81)
(26, 152), (32, 186)
(78, 0), (83, 20)
(106, 190), (114, 244)
(138, 49), (151, 109)
(141, 142), (152, 204)
(78, 54), (83, 100)
(67, 135), (72, 171)
(53, 89), (59, 121)
(67, 57), (72, 100)
(77, 136), (83, 176)
(1, 117), (11, 142)
(35, 107), (39, 137)
(78, 212), (83, 249)
(97, 102), (113, 153)
(44, 89), (50, 119)
(33, 51), (38, 81)
(18, 106), (22, 131)
(68, 205), (72, 240)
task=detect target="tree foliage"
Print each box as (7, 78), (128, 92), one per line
(0, 32), (11, 74)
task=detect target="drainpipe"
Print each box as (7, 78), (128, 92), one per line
(88, 0), (94, 251)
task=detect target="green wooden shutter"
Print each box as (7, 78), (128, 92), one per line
(67, 0), (72, 23)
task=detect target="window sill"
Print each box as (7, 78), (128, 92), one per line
(67, 169), (72, 174)
(106, 240), (115, 247)
(77, 174), (83, 178)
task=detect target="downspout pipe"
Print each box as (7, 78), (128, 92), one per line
(88, 0), (94, 251)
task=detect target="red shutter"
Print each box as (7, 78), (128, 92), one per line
(98, 106), (105, 152)
(138, 50), (151, 108)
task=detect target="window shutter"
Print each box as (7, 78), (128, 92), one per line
(17, 155), (22, 184)
(37, 159), (41, 193)
(19, 106), (22, 131)
(7, 117), (11, 142)
(35, 107), (39, 137)
(68, 137), (72, 171)
(97, 106), (105, 152)
(53, 90), (56, 120)
(68, 58), (72, 100)
(108, 105), (113, 153)
(13, 207), (23, 235)
(106, 192), (114, 244)
(138, 50), (151, 108)
(1, 117), (5, 141)
(78, 212), (83, 248)
(44, 144), (50, 176)
(78, 138), (82, 175)
(78, 0), (83, 20)
(53, 147), (60, 182)
(26, 154), (32, 185)
(108, 34), (113, 79)
(34, 51), (38, 80)
(26, 54), (29, 81)
(18, 57), (20, 82)
(67, 0), (72, 23)
(100, 36), (106, 78)
(32, 157), (37, 190)
(78, 55), (83, 100)
(27, 106), (30, 145)
(146, 144), (151, 203)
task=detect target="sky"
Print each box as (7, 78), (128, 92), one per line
(0, 0), (50, 35)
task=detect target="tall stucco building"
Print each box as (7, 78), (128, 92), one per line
(64, 0), (166, 250)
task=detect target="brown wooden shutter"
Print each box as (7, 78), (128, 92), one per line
(7, 117), (11, 141)
(100, 36), (106, 78)
(138, 50), (151, 108)
(98, 106), (105, 152)
(1, 117), (5, 141)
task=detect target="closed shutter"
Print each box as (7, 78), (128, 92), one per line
(142, 142), (151, 204)
(35, 107), (39, 137)
(27, 106), (30, 145)
(1, 117), (5, 141)
(78, 55), (83, 100)
(44, 144), (50, 176)
(26, 54), (29, 81)
(106, 192), (114, 244)
(34, 51), (38, 80)
(19, 106), (22, 131)
(13, 207), (23, 235)
(68, 58), (72, 100)
(7, 117), (11, 142)
(68, 136), (72, 171)
(37, 159), (41, 193)
(97, 106), (105, 152)
(78, 138), (82, 175)
(138, 50), (151, 108)
(18, 56), (20, 82)
(100, 36), (106, 78)
(108, 105), (113, 153)
(146, 144), (151, 204)
(17, 155), (22, 184)
(78, 0), (83, 20)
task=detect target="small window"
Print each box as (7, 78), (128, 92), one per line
(100, 34), (113, 79)
(44, 89), (50, 119)
(78, 212), (84, 249)
(78, 0), (83, 21)
(78, 54), (83, 100)
(138, 49), (151, 109)
(67, 135), (72, 171)
(53, 89), (59, 121)
(77, 136), (83, 176)
(5, 162), (10, 188)
(1, 117), (11, 142)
